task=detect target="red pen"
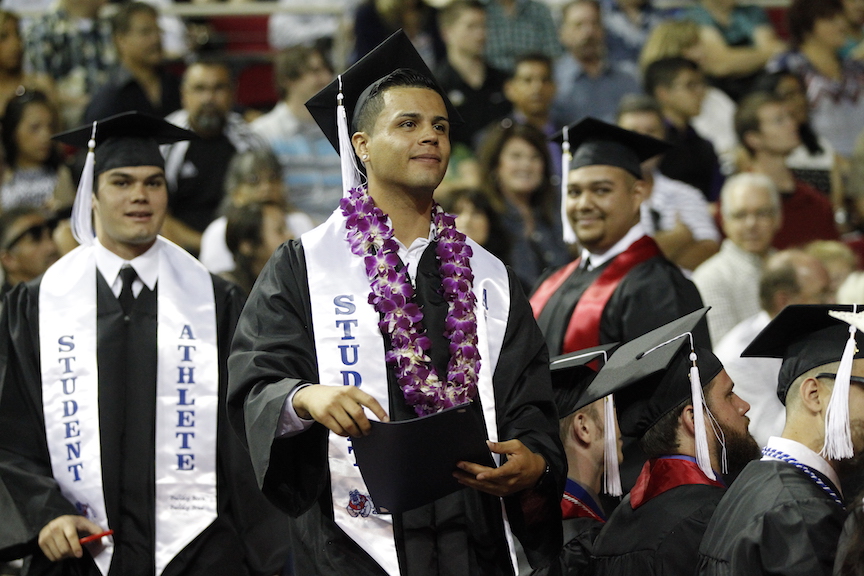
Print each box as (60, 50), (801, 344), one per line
(79, 530), (113, 545)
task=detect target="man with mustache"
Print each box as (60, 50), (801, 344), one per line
(160, 60), (265, 256)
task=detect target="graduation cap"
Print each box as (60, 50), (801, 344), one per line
(742, 304), (864, 460)
(550, 343), (622, 496)
(587, 307), (724, 480)
(52, 112), (194, 246)
(550, 117), (671, 243)
(305, 30), (463, 197)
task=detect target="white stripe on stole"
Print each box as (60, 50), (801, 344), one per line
(302, 213), (514, 574)
(40, 237), (218, 576)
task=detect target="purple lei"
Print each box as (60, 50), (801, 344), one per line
(340, 187), (481, 416)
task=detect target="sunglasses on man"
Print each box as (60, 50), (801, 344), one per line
(2, 221), (55, 251)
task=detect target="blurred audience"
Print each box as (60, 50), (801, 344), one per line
(200, 148), (314, 275)
(83, 2), (181, 124)
(222, 200), (293, 296)
(483, 0), (560, 73)
(768, 0), (864, 158)
(477, 122), (569, 292)
(805, 239), (857, 299)
(645, 56), (723, 202)
(617, 94), (720, 272)
(0, 90), (74, 213)
(693, 173), (781, 345)
(435, 0), (510, 152)
(553, 0), (638, 126)
(251, 45), (341, 224)
(23, 0), (116, 128)
(0, 207), (58, 301)
(0, 10), (54, 121)
(162, 60), (265, 255)
(438, 187), (511, 262)
(735, 91), (839, 250)
(602, 0), (663, 68)
(353, 0), (442, 65)
(841, 0), (864, 61)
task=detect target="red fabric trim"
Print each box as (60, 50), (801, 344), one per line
(561, 493), (605, 523)
(629, 458), (725, 510)
(561, 236), (661, 353)
(530, 258), (582, 319)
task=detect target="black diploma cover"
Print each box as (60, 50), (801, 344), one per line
(351, 403), (495, 514)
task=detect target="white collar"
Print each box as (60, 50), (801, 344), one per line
(93, 238), (160, 292)
(763, 436), (842, 494)
(580, 222), (646, 270)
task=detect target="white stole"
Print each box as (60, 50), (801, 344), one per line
(39, 237), (219, 576)
(302, 211), (515, 575)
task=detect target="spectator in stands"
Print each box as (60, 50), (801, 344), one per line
(222, 201), (293, 296)
(617, 94), (720, 272)
(848, 126), (864, 226)
(0, 90), (74, 213)
(477, 122), (569, 292)
(552, 0), (639, 126)
(161, 60), (265, 255)
(483, 0), (560, 73)
(602, 0), (663, 69)
(0, 207), (58, 301)
(83, 2), (180, 124)
(353, 0), (442, 66)
(250, 45), (341, 224)
(23, 0), (115, 128)
(684, 0), (785, 100)
(768, 0), (864, 158)
(841, 0), (864, 60)
(200, 148), (314, 276)
(715, 249), (831, 448)
(693, 173), (781, 346)
(805, 240), (857, 300)
(438, 187), (511, 263)
(435, 0), (511, 151)
(0, 10), (54, 122)
(736, 91), (839, 250)
(645, 57), (723, 203)
(640, 20), (737, 175)
(268, 0), (358, 51)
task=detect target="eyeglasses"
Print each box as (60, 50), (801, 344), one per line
(815, 373), (864, 386)
(2, 221), (53, 250)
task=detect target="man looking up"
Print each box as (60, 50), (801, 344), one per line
(228, 32), (564, 575)
(698, 304), (864, 576)
(0, 112), (289, 575)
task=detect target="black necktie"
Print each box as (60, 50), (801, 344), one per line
(118, 266), (138, 314)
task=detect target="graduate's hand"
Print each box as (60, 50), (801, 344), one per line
(454, 439), (547, 497)
(38, 515), (104, 561)
(293, 384), (389, 437)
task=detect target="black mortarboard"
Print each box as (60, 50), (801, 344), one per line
(550, 117), (671, 179)
(53, 111), (194, 175)
(550, 343), (618, 417)
(51, 112), (194, 245)
(305, 30), (463, 155)
(741, 305), (864, 404)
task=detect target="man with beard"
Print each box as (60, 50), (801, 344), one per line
(697, 305), (864, 576)
(161, 60), (265, 255)
(590, 308), (760, 576)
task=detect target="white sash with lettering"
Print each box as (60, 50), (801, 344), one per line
(302, 211), (514, 575)
(40, 237), (218, 576)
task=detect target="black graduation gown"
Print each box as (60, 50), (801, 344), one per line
(227, 239), (565, 576)
(590, 483), (723, 575)
(696, 460), (846, 576)
(0, 271), (292, 576)
(530, 516), (602, 576)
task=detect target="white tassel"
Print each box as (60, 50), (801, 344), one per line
(71, 122), (97, 246)
(560, 126), (576, 244)
(603, 394), (622, 496)
(689, 352), (715, 480)
(821, 324), (856, 460)
(336, 75), (364, 196)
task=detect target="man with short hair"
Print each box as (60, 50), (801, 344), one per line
(716, 249), (832, 447)
(735, 91), (839, 250)
(0, 113), (289, 575)
(83, 2), (181, 123)
(228, 32), (564, 575)
(161, 61), (265, 254)
(435, 0), (511, 150)
(697, 304), (864, 576)
(693, 172), (782, 345)
(0, 208), (59, 299)
(250, 45), (340, 223)
(552, 0), (639, 126)
(645, 57), (722, 202)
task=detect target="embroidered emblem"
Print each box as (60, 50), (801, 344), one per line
(346, 489), (373, 517)
(75, 501), (92, 519)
